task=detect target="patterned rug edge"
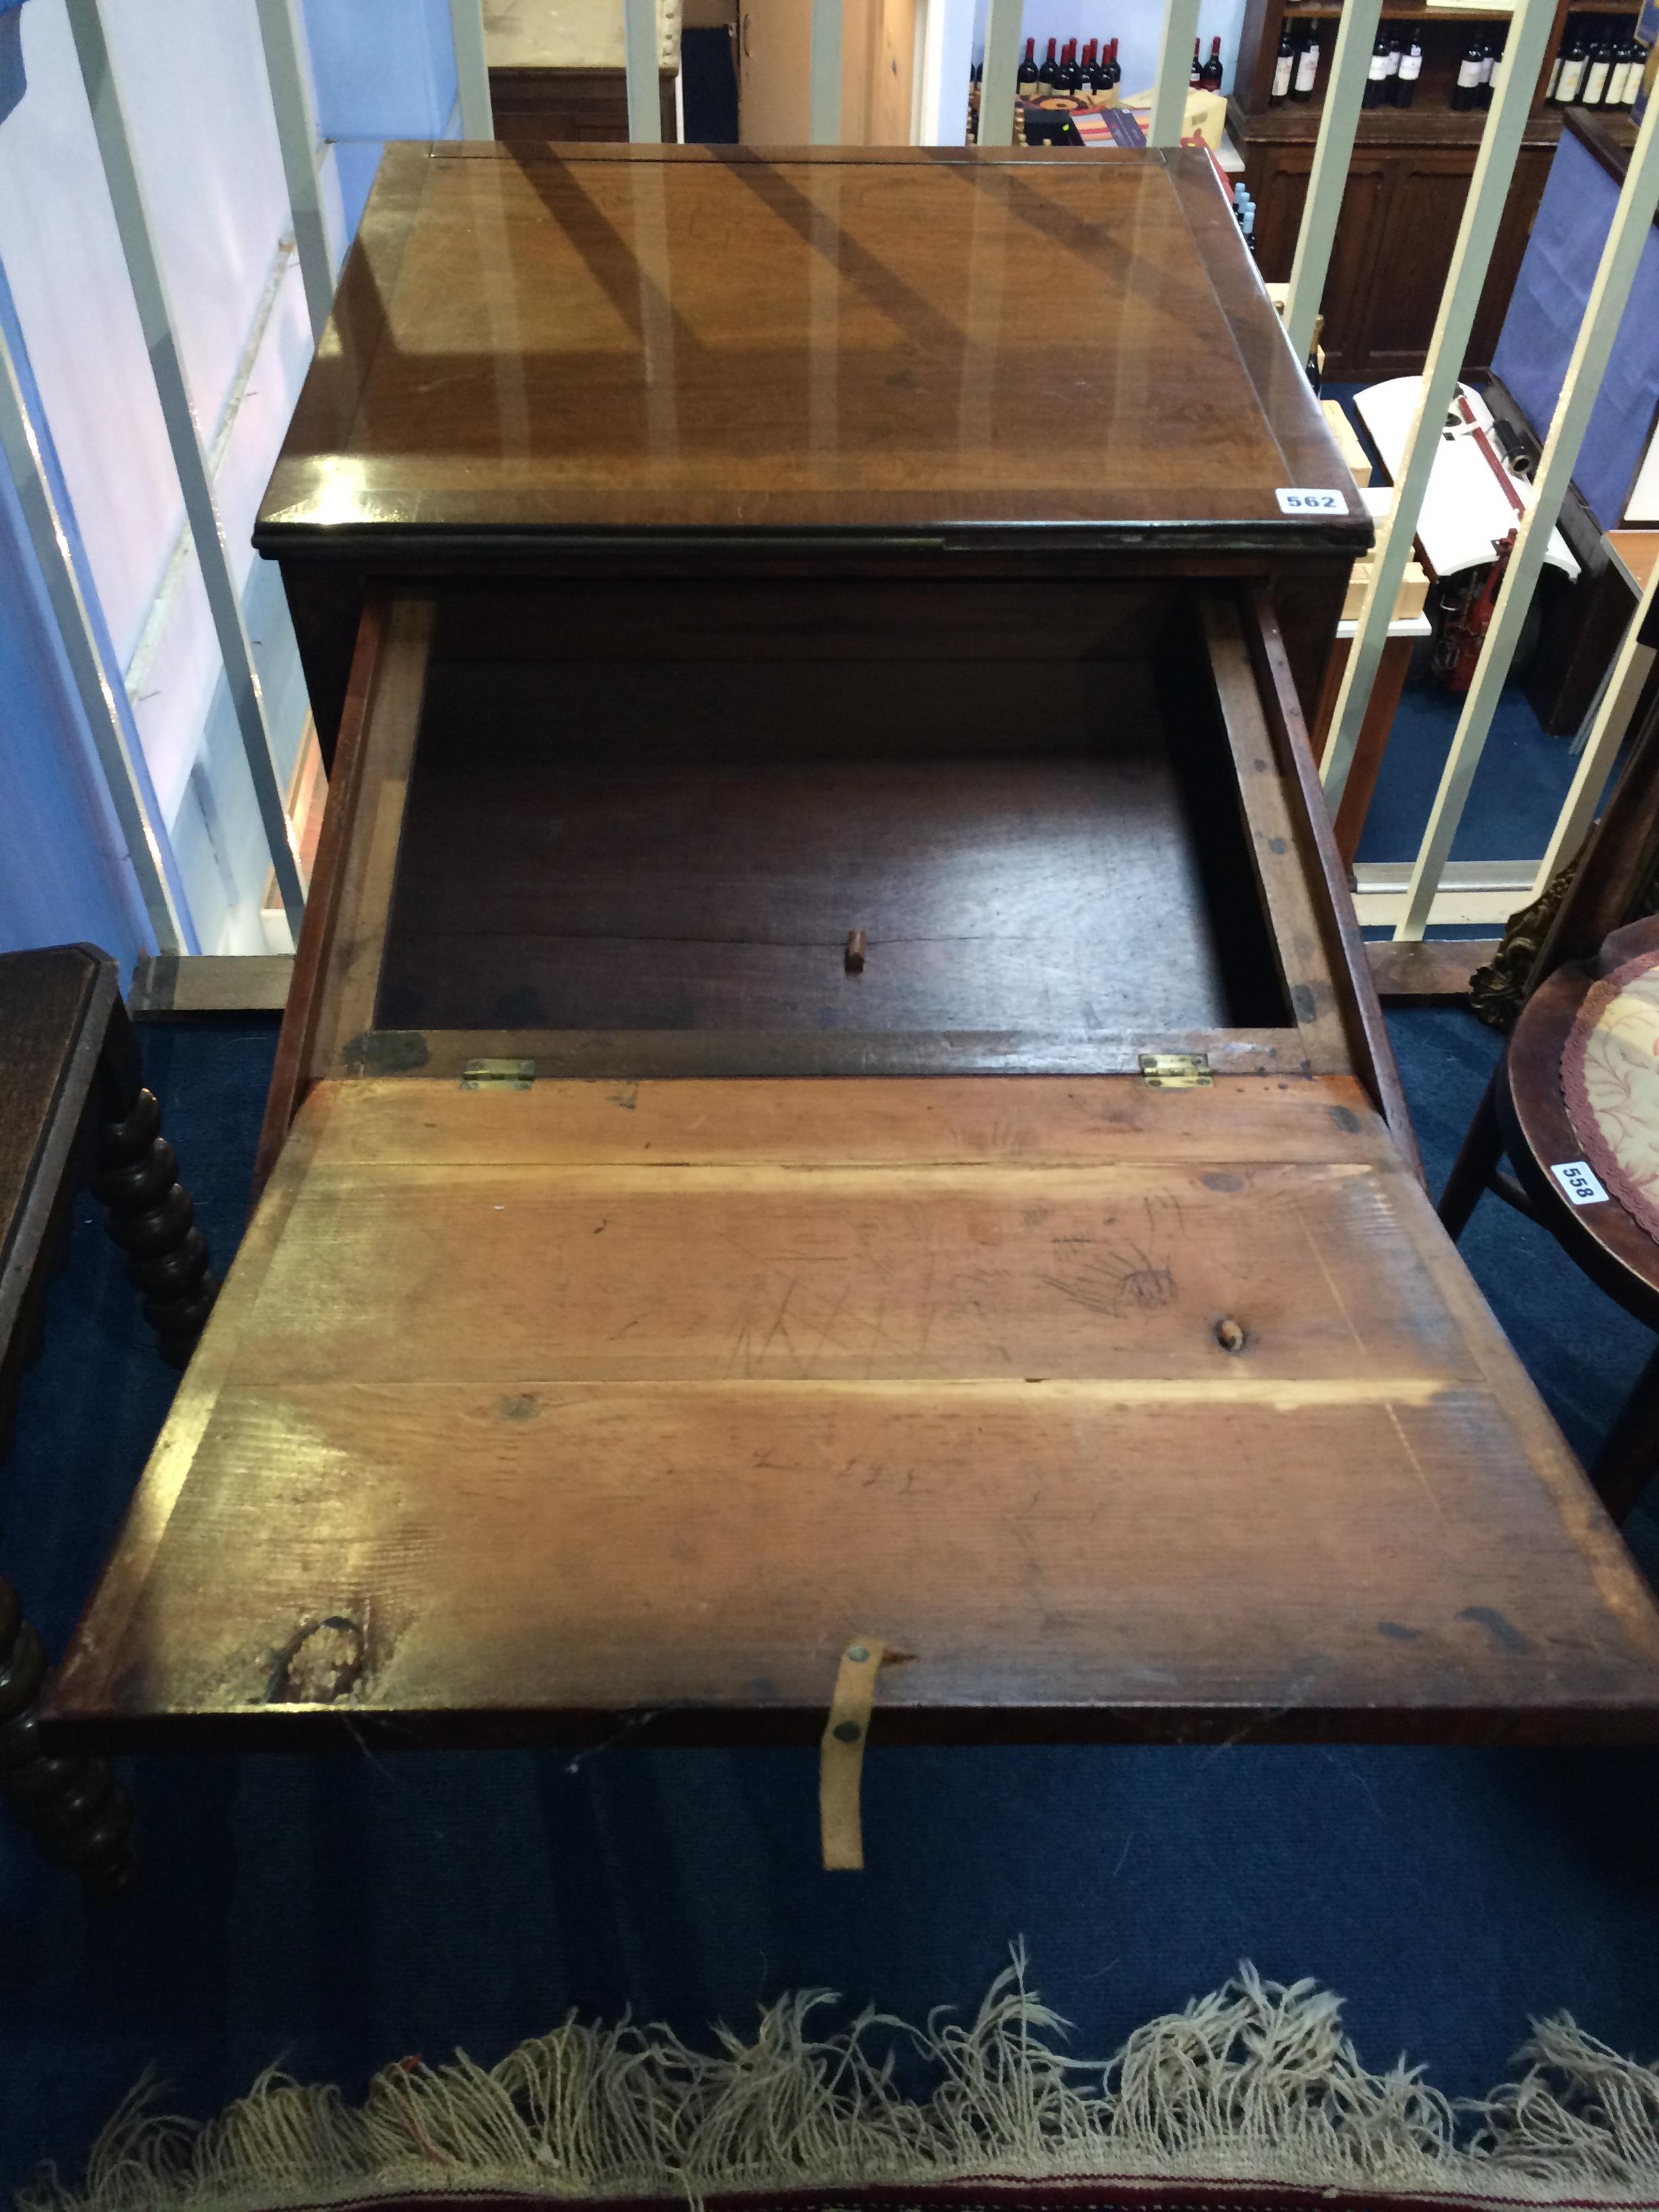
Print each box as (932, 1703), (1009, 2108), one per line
(22, 1959), (1659, 2212)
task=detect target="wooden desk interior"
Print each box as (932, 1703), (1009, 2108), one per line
(373, 581), (1286, 1043)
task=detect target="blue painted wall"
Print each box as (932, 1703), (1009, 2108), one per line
(0, 249), (163, 964)
(0, 0), (156, 960)
(302, 0), (460, 241)
(0, 455), (156, 964)
(301, 0), (456, 138)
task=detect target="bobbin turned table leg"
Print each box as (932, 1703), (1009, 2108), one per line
(91, 1001), (218, 1370)
(0, 1577), (134, 1896)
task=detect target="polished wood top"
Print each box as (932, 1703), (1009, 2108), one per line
(255, 144), (1370, 556)
(45, 1072), (1659, 1751)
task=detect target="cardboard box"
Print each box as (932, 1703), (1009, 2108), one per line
(1342, 557), (1429, 626)
(1120, 85), (1226, 150)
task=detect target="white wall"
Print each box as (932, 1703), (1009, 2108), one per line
(0, 0), (179, 668)
(0, 0), (316, 949)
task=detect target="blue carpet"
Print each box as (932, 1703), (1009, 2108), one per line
(1356, 681), (1587, 865)
(3, 1013), (1658, 2193)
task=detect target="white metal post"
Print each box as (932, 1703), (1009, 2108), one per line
(1282, 0), (1382, 364)
(449, 0), (495, 138)
(811, 0), (844, 144)
(65, 0), (306, 939)
(0, 319), (190, 953)
(1319, 0), (1557, 817)
(1397, 90), (1659, 940)
(255, 0), (335, 343)
(1534, 560), (1659, 888)
(1147, 0), (1202, 146)
(976, 0), (1023, 148)
(624, 0), (662, 143)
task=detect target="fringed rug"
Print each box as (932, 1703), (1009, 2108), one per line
(24, 1959), (1659, 2212)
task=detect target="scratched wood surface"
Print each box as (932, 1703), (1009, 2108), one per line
(46, 1073), (1659, 1750)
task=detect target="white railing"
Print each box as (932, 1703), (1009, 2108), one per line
(16, 0), (1659, 960)
(65, 0), (306, 943)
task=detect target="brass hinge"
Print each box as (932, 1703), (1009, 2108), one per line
(1139, 1052), (1212, 1090)
(462, 1058), (535, 1091)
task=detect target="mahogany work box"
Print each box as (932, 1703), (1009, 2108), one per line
(45, 144), (1659, 1759)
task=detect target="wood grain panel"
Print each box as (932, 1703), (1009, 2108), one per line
(255, 146), (1370, 550)
(46, 1074), (1659, 1750)
(305, 1072), (1398, 1168)
(227, 1160), (1480, 1389)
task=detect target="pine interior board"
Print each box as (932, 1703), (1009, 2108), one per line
(45, 1073), (1659, 1751)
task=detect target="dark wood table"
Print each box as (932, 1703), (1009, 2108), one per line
(1, 946), (216, 1888)
(1496, 914), (1659, 1521)
(42, 146), (1659, 1777)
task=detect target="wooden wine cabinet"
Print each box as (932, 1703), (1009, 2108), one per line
(1227, 0), (1637, 382)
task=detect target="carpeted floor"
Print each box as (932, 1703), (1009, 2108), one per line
(3, 1010), (1658, 2196)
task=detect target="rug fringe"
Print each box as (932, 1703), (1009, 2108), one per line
(23, 1954), (1659, 2212)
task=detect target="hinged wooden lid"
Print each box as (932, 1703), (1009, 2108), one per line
(45, 1073), (1659, 1750)
(255, 144), (1372, 558)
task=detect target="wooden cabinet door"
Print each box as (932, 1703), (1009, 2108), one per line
(1359, 152), (1475, 379)
(738, 0), (812, 142)
(1356, 148), (1549, 381)
(1249, 148), (1391, 381)
(841, 0), (919, 142)
(1244, 136), (1551, 382)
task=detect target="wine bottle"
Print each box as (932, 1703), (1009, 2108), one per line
(1395, 37), (1422, 105)
(1554, 28), (1588, 102)
(1451, 39), (1483, 108)
(1190, 35), (1202, 87)
(1291, 33), (1319, 100)
(1617, 35), (1645, 104)
(1382, 32), (1402, 101)
(1271, 22), (1295, 101)
(1475, 39), (1495, 106)
(1105, 36), (1121, 91)
(1362, 32), (1389, 106)
(1486, 39), (1506, 100)
(1200, 35), (1223, 89)
(1581, 27), (1613, 103)
(1037, 36), (1059, 91)
(1017, 35), (1039, 93)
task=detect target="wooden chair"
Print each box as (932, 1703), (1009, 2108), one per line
(1439, 682), (1659, 1523)
(0, 944), (218, 1891)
